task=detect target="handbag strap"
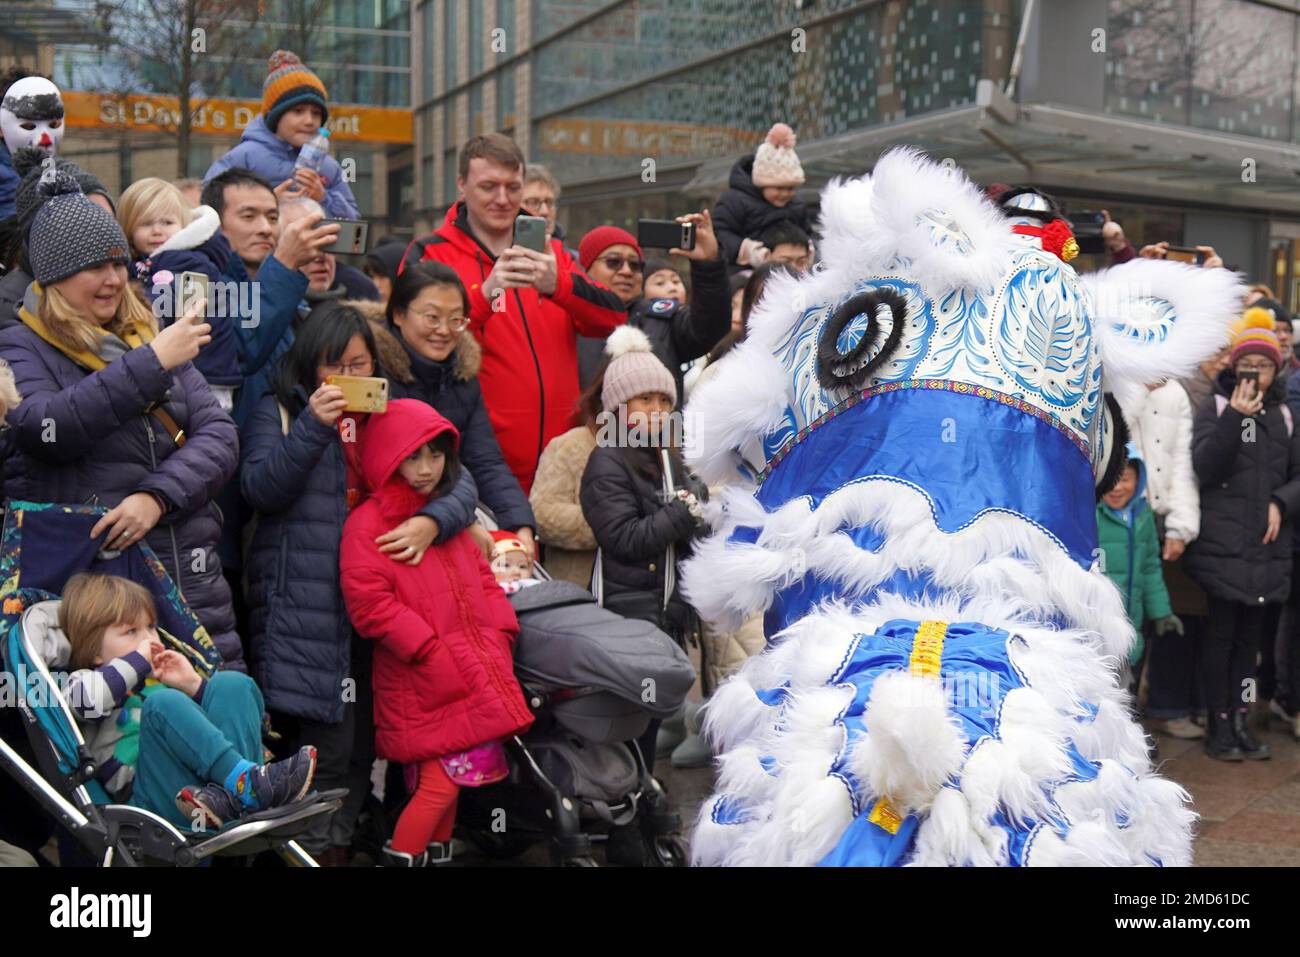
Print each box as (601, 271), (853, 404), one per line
(146, 404), (186, 448)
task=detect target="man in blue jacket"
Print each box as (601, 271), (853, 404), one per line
(200, 168), (339, 428)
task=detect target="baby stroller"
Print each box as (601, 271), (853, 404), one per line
(0, 502), (345, 866)
(454, 512), (695, 866)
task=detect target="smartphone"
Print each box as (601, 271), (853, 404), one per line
(1067, 209), (1106, 256)
(513, 215), (548, 253)
(325, 374), (389, 414)
(1163, 244), (1206, 265)
(1239, 369), (1260, 389)
(176, 271), (208, 320)
(638, 218), (695, 250)
(320, 219), (369, 256)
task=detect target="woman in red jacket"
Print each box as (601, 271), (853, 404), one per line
(340, 399), (533, 866)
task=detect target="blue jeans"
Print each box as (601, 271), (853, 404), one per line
(128, 671), (264, 830)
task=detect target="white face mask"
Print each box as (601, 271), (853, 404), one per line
(1, 77), (64, 157)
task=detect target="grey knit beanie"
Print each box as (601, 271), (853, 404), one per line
(27, 171), (130, 286)
(600, 325), (677, 413)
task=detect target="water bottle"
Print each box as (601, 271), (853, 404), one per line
(294, 127), (331, 173)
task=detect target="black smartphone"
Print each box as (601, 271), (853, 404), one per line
(1239, 369), (1260, 393)
(1163, 244), (1206, 266)
(320, 219), (369, 255)
(1067, 209), (1106, 256)
(638, 218), (695, 250)
(513, 215), (548, 253)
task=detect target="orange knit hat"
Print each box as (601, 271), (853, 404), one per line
(262, 50), (328, 134)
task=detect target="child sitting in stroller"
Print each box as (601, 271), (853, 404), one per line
(50, 573), (318, 831)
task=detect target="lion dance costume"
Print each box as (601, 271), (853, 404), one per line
(684, 150), (1243, 866)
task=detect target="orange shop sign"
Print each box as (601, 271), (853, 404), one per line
(62, 91), (413, 145)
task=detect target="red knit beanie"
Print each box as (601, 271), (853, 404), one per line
(579, 225), (641, 271)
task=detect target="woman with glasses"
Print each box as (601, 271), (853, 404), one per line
(1184, 307), (1300, 762)
(239, 300), (481, 864)
(382, 261), (536, 555)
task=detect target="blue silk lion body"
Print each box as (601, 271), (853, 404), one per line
(683, 149), (1243, 867)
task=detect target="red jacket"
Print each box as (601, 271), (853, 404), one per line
(401, 203), (627, 493)
(339, 399), (533, 763)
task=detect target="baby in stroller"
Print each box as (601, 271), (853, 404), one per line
(47, 572), (318, 831)
(461, 531), (696, 865)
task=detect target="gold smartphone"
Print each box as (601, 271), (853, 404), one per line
(325, 374), (389, 413)
(176, 271), (209, 320)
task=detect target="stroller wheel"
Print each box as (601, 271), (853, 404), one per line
(648, 834), (688, 868)
(465, 827), (535, 861)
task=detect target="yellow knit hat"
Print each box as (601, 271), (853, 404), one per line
(1229, 307), (1282, 368)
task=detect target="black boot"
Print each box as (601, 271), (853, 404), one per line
(379, 842), (428, 867)
(1204, 712), (1243, 761)
(1230, 709), (1270, 760)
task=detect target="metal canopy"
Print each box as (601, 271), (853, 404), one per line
(682, 87), (1300, 217)
(0, 1), (104, 46)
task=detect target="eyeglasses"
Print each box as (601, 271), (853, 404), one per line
(321, 359), (374, 375)
(1237, 362), (1274, 373)
(408, 312), (469, 333)
(524, 197), (556, 210)
(599, 256), (644, 274)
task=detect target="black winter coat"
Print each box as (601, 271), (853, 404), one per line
(0, 267), (30, 330)
(711, 155), (813, 270)
(580, 444), (703, 635)
(1184, 371), (1300, 605)
(577, 258), (733, 391)
(0, 319), (242, 667)
(240, 386), (482, 722)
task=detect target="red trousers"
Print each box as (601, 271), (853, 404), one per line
(390, 758), (460, 854)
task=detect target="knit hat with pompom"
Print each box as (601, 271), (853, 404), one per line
(600, 325), (677, 413)
(13, 145), (111, 221)
(1230, 306), (1283, 370)
(27, 171), (129, 286)
(751, 122), (805, 188)
(263, 50), (329, 134)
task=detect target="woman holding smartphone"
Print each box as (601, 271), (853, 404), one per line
(1184, 307), (1300, 762)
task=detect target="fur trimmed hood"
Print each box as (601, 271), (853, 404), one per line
(342, 298), (481, 384)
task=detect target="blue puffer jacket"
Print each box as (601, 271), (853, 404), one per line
(203, 115), (359, 219)
(377, 303), (534, 532)
(0, 296), (243, 669)
(0, 142), (18, 220)
(241, 385), (482, 722)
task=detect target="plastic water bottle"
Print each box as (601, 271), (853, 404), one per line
(295, 127), (331, 173)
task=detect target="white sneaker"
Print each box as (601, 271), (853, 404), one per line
(1269, 698), (1292, 723)
(1156, 717), (1205, 740)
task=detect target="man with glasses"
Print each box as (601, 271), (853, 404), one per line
(401, 133), (626, 494)
(578, 217), (731, 397)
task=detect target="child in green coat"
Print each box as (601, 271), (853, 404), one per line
(1097, 447), (1183, 684)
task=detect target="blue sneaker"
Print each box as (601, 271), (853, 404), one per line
(176, 746), (317, 830)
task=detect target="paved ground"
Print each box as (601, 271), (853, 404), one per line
(1152, 709), (1300, 866)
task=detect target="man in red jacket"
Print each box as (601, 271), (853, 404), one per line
(401, 133), (626, 504)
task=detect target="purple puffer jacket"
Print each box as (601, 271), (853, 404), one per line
(0, 316), (243, 669)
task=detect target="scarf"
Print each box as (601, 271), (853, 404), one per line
(19, 281), (155, 372)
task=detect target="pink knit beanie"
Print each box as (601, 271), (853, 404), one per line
(600, 326), (677, 413)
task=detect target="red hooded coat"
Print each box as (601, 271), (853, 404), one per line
(339, 399), (533, 763)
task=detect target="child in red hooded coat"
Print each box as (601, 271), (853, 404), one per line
(340, 399), (533, 866)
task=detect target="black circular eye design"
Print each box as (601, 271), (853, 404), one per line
(815, 287), (909, 392)
(1095, 393), (1131, 501)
